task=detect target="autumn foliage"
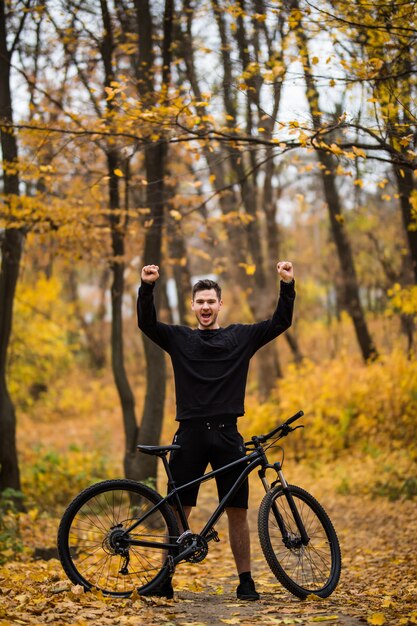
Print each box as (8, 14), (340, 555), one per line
(1, 0), (417, 624)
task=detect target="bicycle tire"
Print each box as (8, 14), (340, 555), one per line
(258, 484), (341, 599)
(57, 479), (179, 597)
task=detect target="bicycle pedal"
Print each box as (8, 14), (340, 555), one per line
(206, 528), (220, 542)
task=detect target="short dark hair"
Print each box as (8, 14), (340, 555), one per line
(192, 279), (222, 301)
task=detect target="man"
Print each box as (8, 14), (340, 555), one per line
(137, 261), (295, 600)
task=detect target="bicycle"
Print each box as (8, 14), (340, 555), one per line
(57, 410), (341, 599)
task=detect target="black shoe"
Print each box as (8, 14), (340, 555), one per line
(236, 578), (260, 601)
(147, 578), (174, 599)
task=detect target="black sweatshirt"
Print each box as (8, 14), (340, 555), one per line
(137, 280), (295, 421)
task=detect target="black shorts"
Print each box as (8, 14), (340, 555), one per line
(168, 417), (249, 509)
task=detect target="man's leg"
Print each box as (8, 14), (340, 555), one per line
(225, 507), (251, 574)
(226, 507), (260, 601)
(211, 423), (259, 600)
(174, 505), (192, 533)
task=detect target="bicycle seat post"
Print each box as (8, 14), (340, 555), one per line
(161, 455), (190, 533)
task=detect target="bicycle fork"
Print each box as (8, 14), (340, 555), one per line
(259, 463), (310, 547)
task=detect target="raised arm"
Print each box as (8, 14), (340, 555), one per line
(248, 261), (296, 352)
(137, 265), (171, 351)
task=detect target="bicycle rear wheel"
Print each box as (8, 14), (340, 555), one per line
(57, 479), (179, 597)
(258, 484), (341, 599)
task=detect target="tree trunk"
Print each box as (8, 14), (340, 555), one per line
(320, 152), (378, 360)
(393, 166), (417, 284)
(136, 142), (168, 483)
(290, 0), (378, 361)
(0, 0), (23, 496)
(167, 216), (192, 325)
(98, 0), (139, 479)
(134, 0), (173, 484)
(105, 156), (138, 480)
(0, 231), (23, 495)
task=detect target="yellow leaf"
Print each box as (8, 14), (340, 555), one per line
(238, 263), (256, 275)
(113, 168), (124, 177)
(368, 614), (386, 625)
(169, 210), (182, 221)
(329, 143), (343, 156)
(15, 594), (29, 604)
(188, 579), (204, 592)
(312, 56), (319, 64)
(352, 146), (366, 158)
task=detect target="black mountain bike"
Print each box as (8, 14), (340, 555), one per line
(57, 410), (341, 599)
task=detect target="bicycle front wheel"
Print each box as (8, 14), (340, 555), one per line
(258, 484), (341, 599)
(57, 479), (179, 597)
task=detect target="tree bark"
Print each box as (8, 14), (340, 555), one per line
(0, 0), (24, 495)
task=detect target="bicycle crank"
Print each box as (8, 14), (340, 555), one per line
(178, 533), (208, 563)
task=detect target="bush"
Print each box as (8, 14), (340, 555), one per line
(0, 489), (25, 564)
(21, 446), (116, 512)
(274, 347), (417, 458)
(9, 275), (78, 409)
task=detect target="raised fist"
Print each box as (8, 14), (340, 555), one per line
(277, 261), (294, 283)
(141, 264), (160, 284)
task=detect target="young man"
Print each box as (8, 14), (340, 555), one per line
(137, 261), (295, 600)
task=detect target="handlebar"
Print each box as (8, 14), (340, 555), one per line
(245, 410), (304, 446)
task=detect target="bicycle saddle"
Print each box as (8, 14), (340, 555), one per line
(137, 444), (181, 456)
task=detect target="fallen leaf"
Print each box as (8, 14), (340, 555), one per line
(368, 613), (386, 625)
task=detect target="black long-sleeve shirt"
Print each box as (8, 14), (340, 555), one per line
(137, 280), (295, 421)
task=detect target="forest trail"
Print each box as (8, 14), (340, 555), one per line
(1, 467), (416, 625)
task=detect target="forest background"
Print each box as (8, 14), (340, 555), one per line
(0, 0), (417, 624)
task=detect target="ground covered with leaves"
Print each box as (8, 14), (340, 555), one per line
(1, 463), (416, 626)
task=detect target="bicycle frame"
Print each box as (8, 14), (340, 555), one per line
(123, 435), (309, 561)
(123, 448), (262, 549)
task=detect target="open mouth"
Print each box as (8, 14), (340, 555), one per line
(201, 313), (211, 322)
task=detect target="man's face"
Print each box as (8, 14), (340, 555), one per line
(191, 288), (222, 330)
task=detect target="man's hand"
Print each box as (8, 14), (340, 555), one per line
(277, 261), (294, 283)
(141, 264), (160, 284)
